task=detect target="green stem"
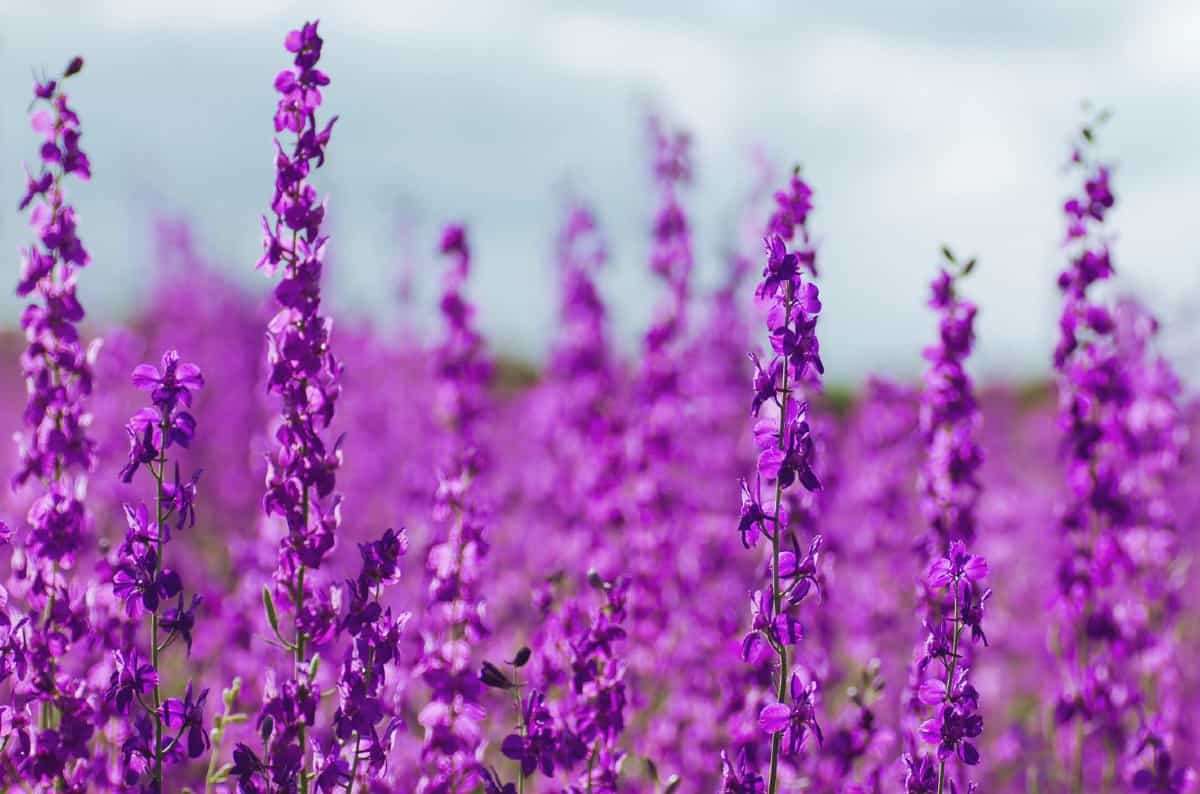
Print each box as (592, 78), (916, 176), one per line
(345, 624), (379, 793)
(935, 584), (962, 794)
(1070, 458), (1100, 794)
(766, 281), (794, 794)
(513, 675), (526, 794)
(151, 420), (169, 788)
(295, 536), (309, 794)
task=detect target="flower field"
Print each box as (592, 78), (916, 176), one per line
(2, 19), (1197, 794)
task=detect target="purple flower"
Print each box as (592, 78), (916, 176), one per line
(723, 171), (827, 789)
(903, 753), (939, 794)
(131, 349), (204, 411)
(483, 767), (518, 794)
(925, 540), (989, 588)
(357, 527), (407, 586)
(159, 594), (201, 655)
(918, 701), (983, 765)
(720, 749), (766, 794)
(106, 650), (158, 714)
(253, 18), (344, 787)
(10, 63), (98, 780)
(501, 690), (558, 778)
(231, 742), (269, 792)
(417, 223), (494, 790)
(758, 672), (822, 756)
(737, 476), (770, 548)
(904, 257), (988, 789)
(112, 546), (182, 616)
(161, 682), (210, 759)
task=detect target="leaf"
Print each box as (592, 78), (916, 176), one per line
(940, 245), (956, 264)
(208, 763), (236, 784)
(262, 588), (295, 650)
(262, 587), (280, 635)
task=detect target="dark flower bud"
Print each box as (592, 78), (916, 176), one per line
(64, 57), (84, 78)
(260, 715), (274, 743)
(480, 661), (514, 690)
(509, 647), (531, 669)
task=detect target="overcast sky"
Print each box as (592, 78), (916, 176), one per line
(2, 1), (1199, 383)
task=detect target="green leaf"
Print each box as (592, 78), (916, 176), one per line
(262, 590), (295, 650)
(208, 763), (236, 784)
(263, 587), (280, 635)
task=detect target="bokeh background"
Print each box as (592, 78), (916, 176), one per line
(3, 0), (1199, 383)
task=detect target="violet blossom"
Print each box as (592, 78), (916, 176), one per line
(728, 169), (825, 794)
(254, 19), (343, 793)
(417, 223), (494, 793)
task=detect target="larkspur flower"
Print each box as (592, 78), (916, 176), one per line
(335, 527), (411, 789)
(758, 672), (822, 756)
(252, 19), (343, 792)
(417, 223), (494, 793)
(109, 350), (207, 789)
(724, 169), (826, 794)
(8, 55), (103, 790)
(903, 255), (988, 794)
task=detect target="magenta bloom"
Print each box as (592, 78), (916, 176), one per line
(758, 673), (822, 755)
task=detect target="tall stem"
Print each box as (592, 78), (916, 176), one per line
(766, 281), (794, 794)
(345, 598), (379, 794)
(935, 583), (962, 794)
(151, 419), (169, 787)
(512, 671), (526, 794)
(295, 487), (309, 794)
(1069, 460), (1099, 794)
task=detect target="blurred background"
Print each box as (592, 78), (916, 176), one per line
(2, 0), (1199, 385)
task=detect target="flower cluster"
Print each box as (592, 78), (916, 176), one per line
(417, 223), (495, 792)
(255, 19), (343, 791)
(732, 171), (826, 792)
(906, 541), (989, 791)
(902, 259), (989, 793)
(15, 54), (95, 487)
(335, 528), (411, 787)
(6, 55), (102, 789)
(483, 572), (630, 793)
(544, 200), (624, 545)
(917, 256), (982, 551)
(554, 576), (629, 792)
(1050, 119), (1195, 791)
(108, 350), (208, 790)
(1050, 117), (1140, 789)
